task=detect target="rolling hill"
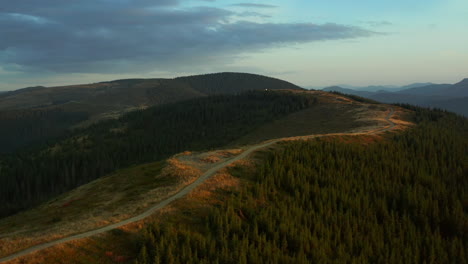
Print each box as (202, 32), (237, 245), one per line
(0, 90), (314, 218)
(0, 73), (301, 111)
(0, 73), (302, 153)
(0, 89), (466, 263)
(0, 88), (415, 262)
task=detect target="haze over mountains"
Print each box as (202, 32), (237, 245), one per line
(322, 78), (468, 116)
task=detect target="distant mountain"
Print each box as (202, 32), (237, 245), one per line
(354, 85), (400, 92)
(325, 82), (434, 93)
(322, 79), (468, 116)
(399, 82), (435, 90)
(322, 86), (373, 97)
(0, 73), (301, 112)
(397, 84), (451, 95)
(0, 72), (303, 153)
(439, 78), (468, 97)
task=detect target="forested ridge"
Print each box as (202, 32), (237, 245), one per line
(133, 107), (467, 264)
(0, 91), (313, 218)
(0, 73), (302, 153)
(175, 72), (302, 94)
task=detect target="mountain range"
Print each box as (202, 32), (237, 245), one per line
(322, 79), (468, 116)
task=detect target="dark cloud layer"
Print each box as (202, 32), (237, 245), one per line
(0, 1), (375, 74)
(231, 3), (278, 8)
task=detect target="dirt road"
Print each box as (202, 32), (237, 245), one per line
(0, 108), (395, 263)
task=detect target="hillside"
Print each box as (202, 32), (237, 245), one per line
(1, 95), (466, 263)
(0, 73), (301, 111)
(0, 73), (302, 153)
(2, 89), (394, 220)
(0, 90), (313, 218)
(0, 90), (414, 263)
(131, 108), (466, 264)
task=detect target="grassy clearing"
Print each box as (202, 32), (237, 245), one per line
(0, 146), (251, 261)
(0, 152), (250, 263)
(0, 160), (185, 258)
(232, 91), (396, 146)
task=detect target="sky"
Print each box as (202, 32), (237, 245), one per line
(0, 0), (467, 90)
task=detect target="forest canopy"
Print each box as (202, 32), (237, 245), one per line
(133, 107), (467, 264)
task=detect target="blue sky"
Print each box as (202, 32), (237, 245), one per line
(0, 0), (467, 90)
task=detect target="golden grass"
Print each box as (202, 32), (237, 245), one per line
(0, 158), (201, 258)
(0, 148), (250, 263)
(0, 144), (251, 262)
(231, 90), (404, 147)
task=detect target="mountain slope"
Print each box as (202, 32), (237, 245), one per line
(439, 78), (468, 97)
(131, 107), (466, 264)
(396, 83), (451, 95)
(0, 91), (411, 263)
(0, 73), (303, 153)
(0, 73), (301, 111)
(0, 90), (313, 218)
(2, 103), (465, 264)
(399, 82), (434, 90)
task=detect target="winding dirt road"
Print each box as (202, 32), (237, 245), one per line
(0, 107), (396, 263)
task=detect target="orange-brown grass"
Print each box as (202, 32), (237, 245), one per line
(232, 90), (410, 147)
(390, 107), (415, 131)
(317, 134), (384, 146)
(200, 155), (221, 163)
(1, 156), (249, 264)
(0, 146), (249, 263)
(3, 230), (139, 264)
(0, 158), (201, 259)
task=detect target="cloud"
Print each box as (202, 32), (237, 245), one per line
(359, 20), (393, 27)
(231, 3), (278, 8)
(237, 11), (272, 18)
(0, 1), (376, 74)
